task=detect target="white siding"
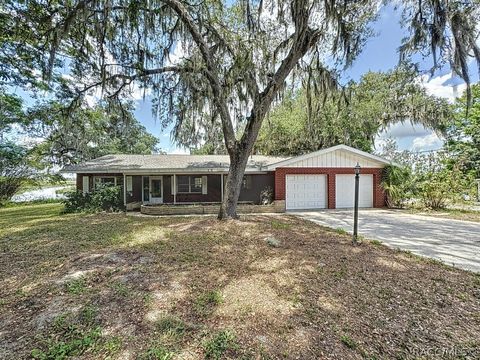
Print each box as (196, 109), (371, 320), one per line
(284, 149), (383, 168)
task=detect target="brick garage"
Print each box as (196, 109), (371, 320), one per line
(274, 167), (385, 209)
(268, 145), (388, 211)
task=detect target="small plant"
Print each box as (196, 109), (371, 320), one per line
(333, 227), (347, 235)
(140, 345), (174, 360)
(31, 311), (102, 360)
(340, 334), (357, 349)
(65, 277), (87, 295)
(370, 239), (382, 246)
(270, 219), (290, 230)
(195, 290), (223, 315)
(260, 186), (274, 205)
(111, 281), (130, 297)
(100, 336), (123, 355)
(203, 330), (237, 360)
(156, 316), (187, 338)
(80, 304), (97, 324)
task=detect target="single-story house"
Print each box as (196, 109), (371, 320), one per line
(62, 144), (391, 212)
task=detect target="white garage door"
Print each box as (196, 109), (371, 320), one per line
(335, 174), (373, 208)
(286, 175), (327, 210)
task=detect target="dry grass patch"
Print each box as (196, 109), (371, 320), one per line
(0, 205), (479, 359)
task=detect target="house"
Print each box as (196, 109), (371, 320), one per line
(62, 145), (391, 212)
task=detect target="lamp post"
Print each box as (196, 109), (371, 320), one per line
(353, 162), (361, 243)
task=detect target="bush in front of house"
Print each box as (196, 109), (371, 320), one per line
(260, 186), (274, 205)
(381, 165), (415, 209)
(63, 185), (123, 213)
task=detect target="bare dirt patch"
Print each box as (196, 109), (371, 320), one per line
(0, 205), (479, 359)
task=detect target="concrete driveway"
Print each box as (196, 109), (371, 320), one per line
(292, 209), (480, 273)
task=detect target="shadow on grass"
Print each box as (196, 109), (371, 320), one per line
(0, 207), (479, 359)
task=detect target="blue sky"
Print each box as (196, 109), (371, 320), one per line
(132, 4), (471, 154)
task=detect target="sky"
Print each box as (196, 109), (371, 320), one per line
(130, 4), (474, 154)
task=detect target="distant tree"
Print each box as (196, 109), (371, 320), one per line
(446, 84), (480, 178)
(256, 69), (450, 156)
(0, 142), (35, 204)
(25, 100), (159, 167)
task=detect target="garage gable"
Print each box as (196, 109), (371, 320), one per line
(268, 145), (390, 169)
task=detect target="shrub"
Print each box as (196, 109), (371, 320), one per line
(416, 166), (473, 209)
(260, 186), (274, 205)
(381, 165), (415, 208)
(63, 185), (123, 213)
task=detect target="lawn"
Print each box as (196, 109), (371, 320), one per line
(0, 204), (479, 359)
(407, 207), (480, 223)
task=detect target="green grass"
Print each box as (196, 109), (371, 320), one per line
(65, 277), (87, 295)
(140, 346), (174, 360)
(340, 334), (357, 349)
(194, 290), (223, 315)
(203, 330), (238, 360)
(2, 203), (479, 359)
(156, 316), (188, 338)
(270, 219), (291, 230)
(31, 309), (102, 360)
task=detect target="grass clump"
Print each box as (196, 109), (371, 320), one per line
(65, 277), (87, 295)
(340, 334), (357, 349)
(31, 314), (101, 359)
(195, 290), (223, 315)
(140, 345), (174, 360)
(333, 228), (348, 235)
(203, 330), (238, 360)
(156, 316), (187, 336)
(270, 220), (291, 230)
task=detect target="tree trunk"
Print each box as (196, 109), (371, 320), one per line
(218, 148), (250, 219)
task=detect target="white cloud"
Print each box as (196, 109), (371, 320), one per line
(167, 146), (190, 155)
(377, 122), (431, 139)
(411, 132), (443, 152)
(418, 71), (467, 102)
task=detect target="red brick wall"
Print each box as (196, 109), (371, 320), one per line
(274, 167), (385, 208)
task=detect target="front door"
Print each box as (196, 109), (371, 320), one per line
(149, 176), (163, 204)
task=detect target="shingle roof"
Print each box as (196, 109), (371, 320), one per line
(61, 154), (288, 173)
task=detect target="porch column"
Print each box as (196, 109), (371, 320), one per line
(123, 174), (127, 209)
(173, 174), (176, 204)
(220, 173), (224, 202)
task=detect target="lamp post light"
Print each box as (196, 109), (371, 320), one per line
(353, 162), (361, 243)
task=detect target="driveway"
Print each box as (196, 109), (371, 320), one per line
(292, 209), (480, 273)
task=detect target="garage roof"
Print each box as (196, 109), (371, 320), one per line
(267, 145), (392, 169)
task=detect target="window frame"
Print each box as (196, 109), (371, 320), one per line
(93, 176), (117, 189)
(176, 175), (203, 194)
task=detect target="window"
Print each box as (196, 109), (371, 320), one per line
(94, 176), (117, 189)
(82, 176), (89, 194)
(126, 176), (133, 192)
(177, 175), (203, 193)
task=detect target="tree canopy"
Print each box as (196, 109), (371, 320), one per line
(255, 68), (450, 156)
(25, 100), (160, 167)
(446, 84), (480, 178)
